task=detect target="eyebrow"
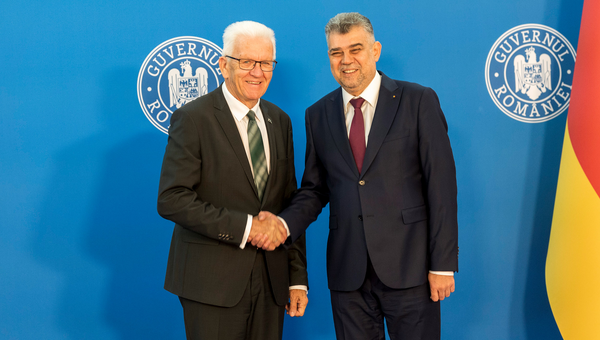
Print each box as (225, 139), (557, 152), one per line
(329, 43), (364, 53)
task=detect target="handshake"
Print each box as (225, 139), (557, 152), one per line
(248, 211), (288, 251)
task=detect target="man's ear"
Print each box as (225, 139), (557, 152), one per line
(218, 56), (229, 79)
(373, 41), (382, 62)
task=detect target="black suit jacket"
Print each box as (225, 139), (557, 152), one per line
(280, 72), (457, 292)
(158, 85), (308, 307)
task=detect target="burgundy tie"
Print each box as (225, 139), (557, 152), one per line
(349, 97), (366, 174)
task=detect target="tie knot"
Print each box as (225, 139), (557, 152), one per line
(350, 97), (365, 110)
(247, 110), (256, 121)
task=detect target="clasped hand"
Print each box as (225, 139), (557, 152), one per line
(247, 211), (287, 251)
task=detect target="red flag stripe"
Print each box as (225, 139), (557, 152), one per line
(568, 0), (600, 197)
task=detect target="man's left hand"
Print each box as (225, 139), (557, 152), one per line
(428, 273), (455, 302)
(286, 289), (308, 317)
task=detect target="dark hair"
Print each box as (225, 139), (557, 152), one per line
(325, 12), (374, 39)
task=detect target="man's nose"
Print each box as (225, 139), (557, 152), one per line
(341, 53), (353, 64)
(249, 62), (264, 76)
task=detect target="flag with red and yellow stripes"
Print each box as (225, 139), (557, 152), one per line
(545, 0), (600, 338)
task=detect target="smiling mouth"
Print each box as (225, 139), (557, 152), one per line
(342, 69), (358, 74)
(246, 81), (261, 85)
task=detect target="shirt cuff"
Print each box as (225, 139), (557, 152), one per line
(429, 270), (454, 276)
(289, 285), (308, 293)
(239, 214), (253, 249)
(277, 216), (291, 237)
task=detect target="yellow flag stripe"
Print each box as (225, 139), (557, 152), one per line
(546, 123), (600, 339)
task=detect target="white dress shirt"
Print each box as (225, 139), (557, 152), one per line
(342, 72), (382, 145)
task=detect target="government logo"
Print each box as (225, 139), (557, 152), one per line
(485, 24), (576, 123)
(138, 36), (224, 133)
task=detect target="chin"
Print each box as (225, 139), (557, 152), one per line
(341, 82), (359, 91)
(244, 89), (265, 98)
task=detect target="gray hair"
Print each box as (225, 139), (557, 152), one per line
(222, 21), (276, 60)
(325, 12), (375, 41)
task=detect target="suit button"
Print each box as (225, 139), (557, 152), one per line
(359, 180), (365, 186)
(358, 215), (363, 221)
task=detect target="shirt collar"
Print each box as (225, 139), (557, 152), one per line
(222, 82), (262, 122)
(342, 71), (382, 111)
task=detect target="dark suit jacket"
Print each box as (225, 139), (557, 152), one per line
(157, 85), (308, 307)
(280, 72), (457, 292)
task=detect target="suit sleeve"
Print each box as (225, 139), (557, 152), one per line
(157, 109), (247, 245)
(417, 87), (459, 272)
(283, 120), (309, 288)
(280, 109), (330, 243)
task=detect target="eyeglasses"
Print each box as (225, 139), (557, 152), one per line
(225, 55), (277, 72)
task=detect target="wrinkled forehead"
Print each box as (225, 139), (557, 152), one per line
(232, 36), (274, 59)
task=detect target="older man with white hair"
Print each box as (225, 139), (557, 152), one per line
(157, 20), (308, 340)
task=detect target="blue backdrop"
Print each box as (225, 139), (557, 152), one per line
(0, 0), (583, 339)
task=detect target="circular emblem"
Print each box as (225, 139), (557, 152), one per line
(485, 24), (576, 123)
(137, 36), (224, 133)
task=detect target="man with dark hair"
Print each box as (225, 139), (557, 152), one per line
(258, 12), (458, 340)
(158, 20), (308, 340)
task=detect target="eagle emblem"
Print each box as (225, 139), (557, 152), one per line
(168, 59), (208, 108)
(513, 47), (552, 100)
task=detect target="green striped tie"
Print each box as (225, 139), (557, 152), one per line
(247, 110), (268, 201)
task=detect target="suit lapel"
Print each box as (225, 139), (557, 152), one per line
(361, 73), (403, 177)
(326, 89), (361, 178)
(212, 87), (258, 198)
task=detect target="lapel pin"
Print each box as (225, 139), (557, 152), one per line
(267, 118), (273, 124)
(393, 95), (396, 98)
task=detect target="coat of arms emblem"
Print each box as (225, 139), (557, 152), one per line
(168, 59), (209, 109)
(514, 47), (552, 100)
